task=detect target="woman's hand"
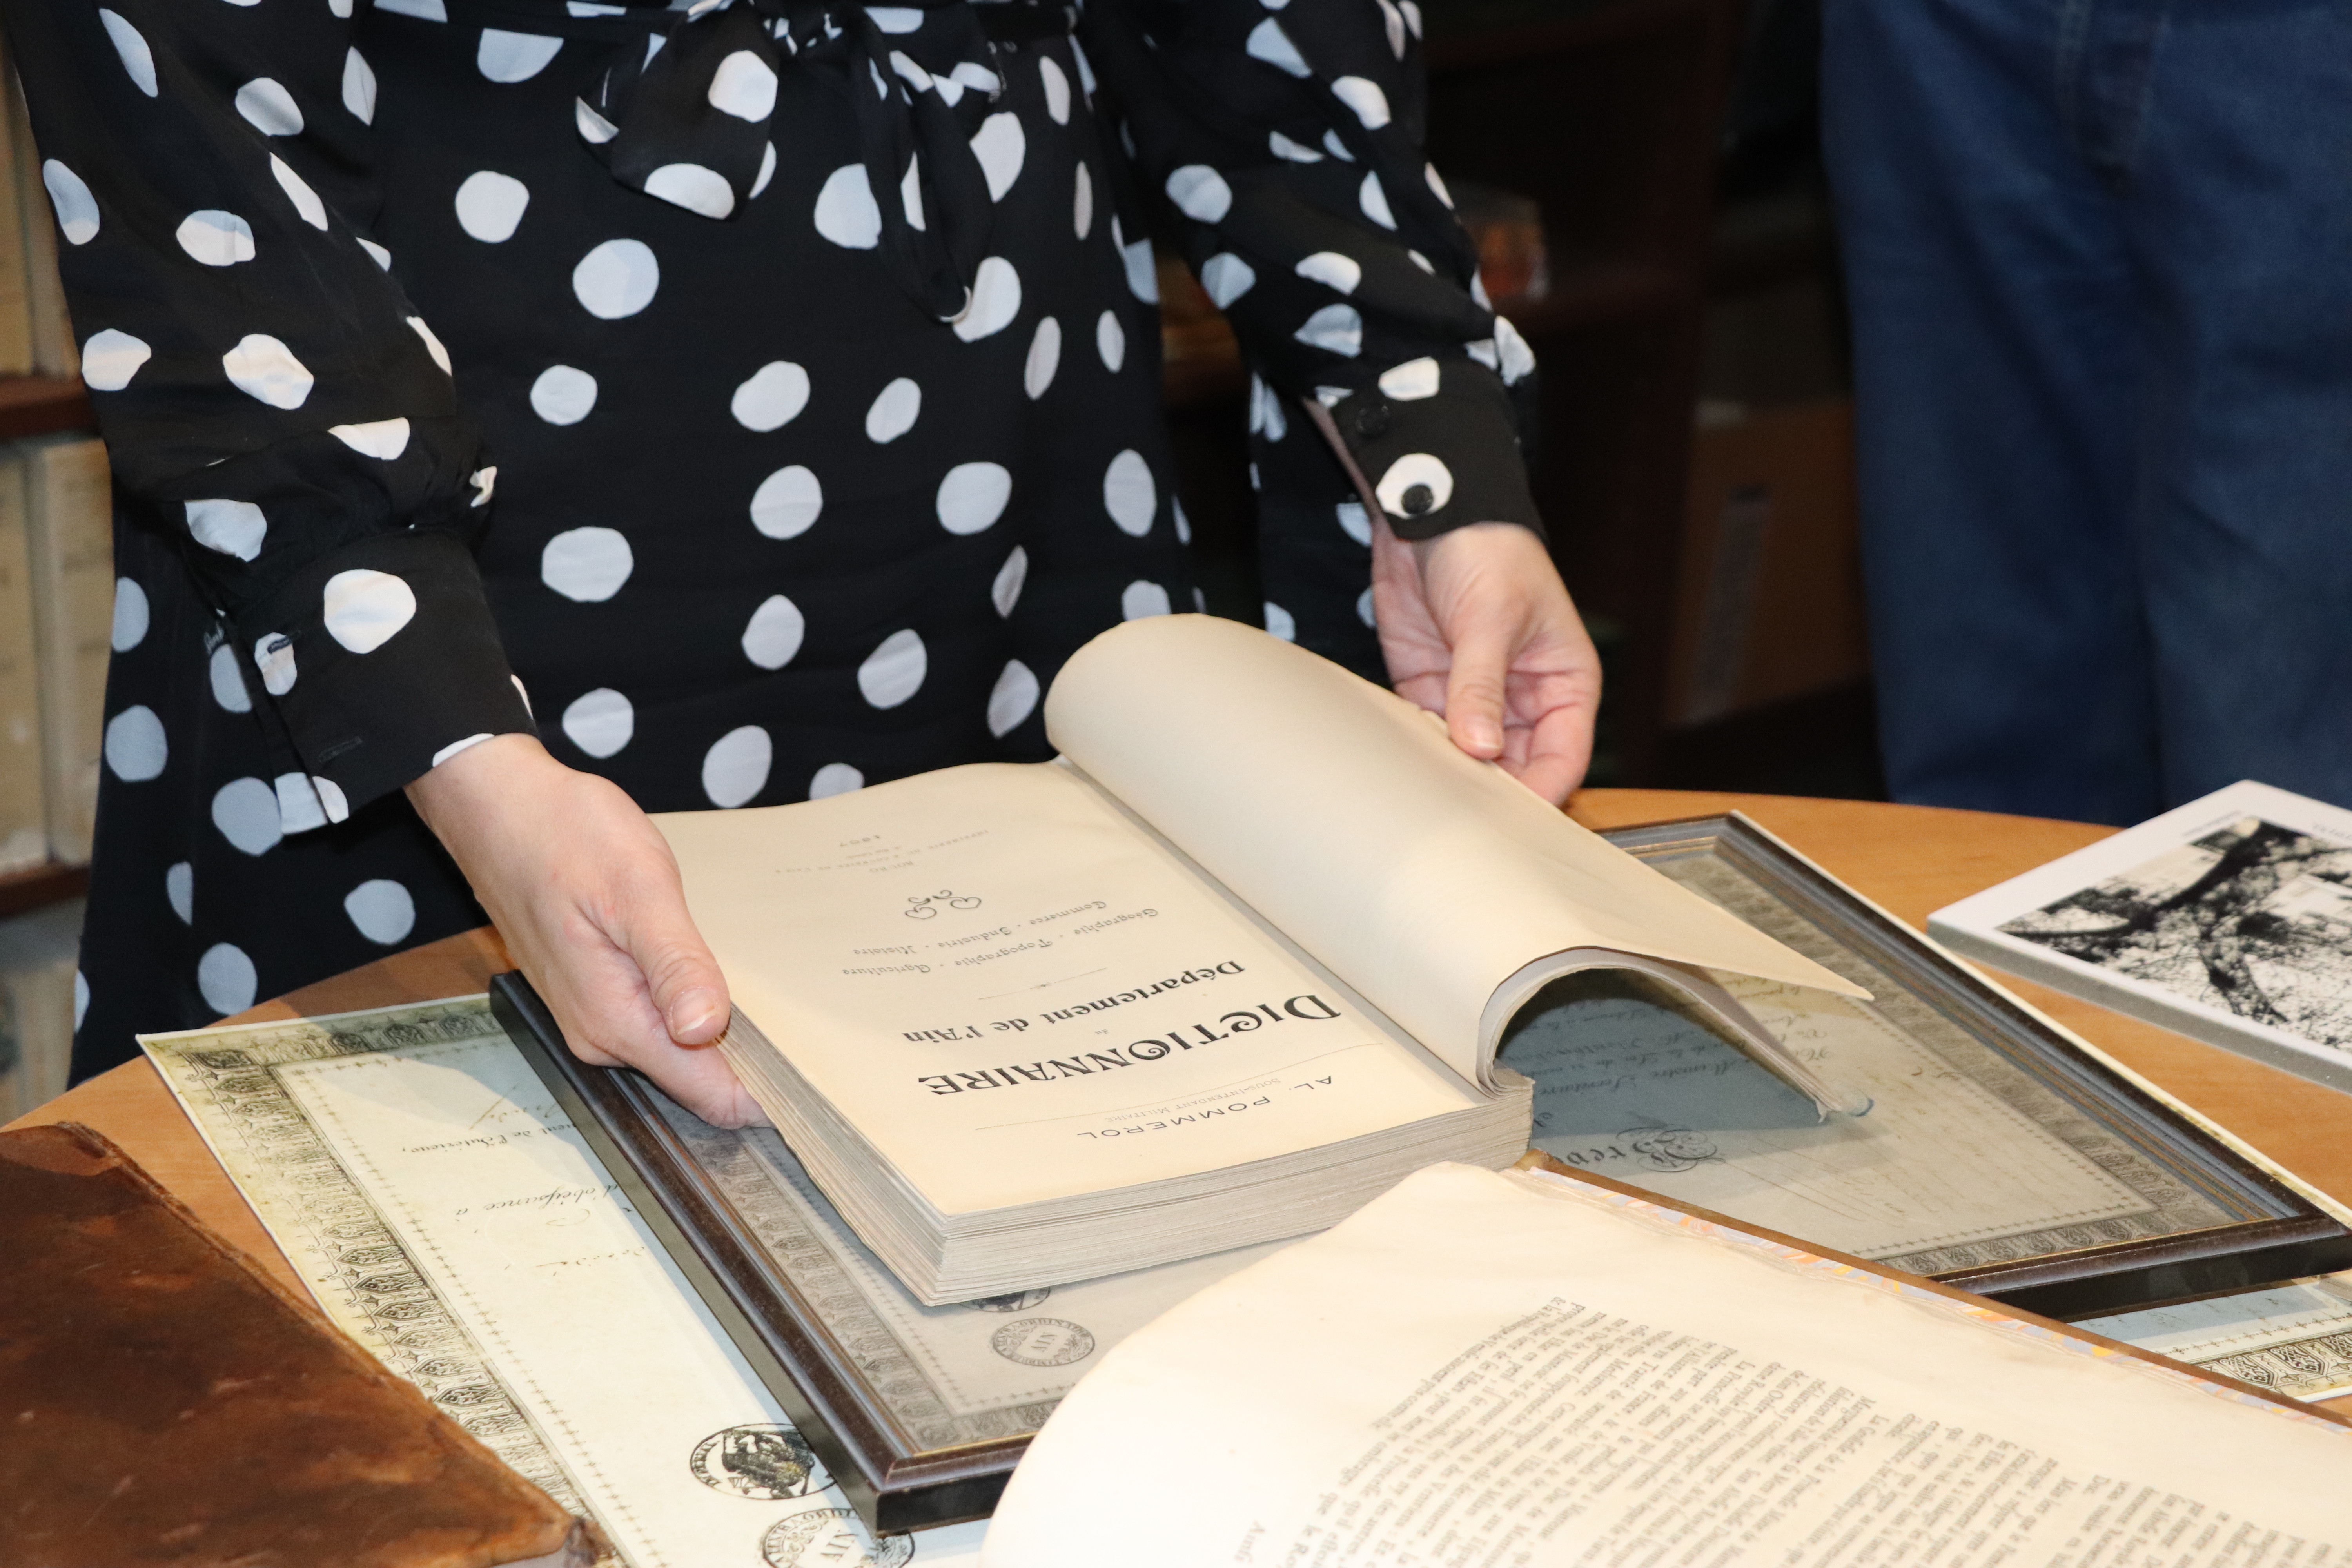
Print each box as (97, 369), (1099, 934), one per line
(405, 734), (768, 1127)
(1372, 519), (1601, 805)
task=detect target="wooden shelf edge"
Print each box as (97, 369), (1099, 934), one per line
(0, 860), (89, 921)
(0, 375), (94, 443)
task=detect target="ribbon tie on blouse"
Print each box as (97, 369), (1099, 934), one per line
(578, 0), (1069, 320)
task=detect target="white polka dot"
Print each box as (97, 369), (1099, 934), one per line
(1245, 18), (1310, 75)
(1400, 0), (1423, 35)
(865, 377), (922, 442)
(1470, 270), (1492, 309)
(322, 568), (417, 652)
(573, 238), (659, 318)
(750, 466), (824, 538)
(1071, 34), (1096, 94)
(1406, 249), (1435, 273)
(645, 162), (735, 219)
(1378, 357), (1440, 401)
(73, 969), (88, 1030)
(478, 29), (561, 82)
(222, 334), (313, 408)
(315, 775), (350, 824)
(1096, 309), (1125, 373)
(1296, 303), (1363, 357)
(1376, 451), (1454, 518)
(1295, 250), (1361, 294)
(166, 862), (194, 924)
(176, 209), (256, 267)
(270, 156), (328, 230)
(455, 170), (530, 242)
(1073, 162), (1094, 240)
(987, 659), (1040, 737)
(1250, 374), (1289, 442)
(1121, 580), (1172, 619)
(1376, 0), (1406, 53)
(406, 317), (452, 375)
(991, 545), (1028, 617)
(432, 733), (495, 768)
(1039, 56), (1070, 123)
(360, 238), (393, 269)
(857, 628), (927, 709)
(936, 462), (1011, 535)
(1166, 165), (1232, 225)
(869, 7), (923, 31)
(953, 256), (1021, 342)
(814, 164), (881, 249)
(1114, 217), (1158, 303)
(1495, 314), (1536, 385)
(751, 141), (777, 198)
(1359, 172), (1396, 229)
(110, 577), (148, 652)
(1357, 586), (1377, 627)
(809, 762), (863, 800)
(900, 154), (926, 231)
(1324, 129), (1354, 162)
(511, 673), (533, 717)
(1269, 130), (1321, 162)
(1103, 449), (1156, 536)
(183, 499), (266, 565)
(198, 943), (258, 1016)
(81, 329), (149, 392)
(702, 726), (772, 808)
(104, 704), (166, 782)
(741, 593), (805, 669)
(530, 365), (597, 425)
(731, 361), (809, 432)
(1024, 316), (1061, 399)
(577, 96), (619, 143)
(343, 47), (377, 121)
(1263, 601), (1297, 641)
(1201, 253), (1255, 308)
(345, 879), (417, 945)
(253, 633), (297, 697)
(329, 417), (411, 459)
(207, 642), (252, 713)
(276, 771), (328, 835)
(1332, 76), (1390, 129)
(1424, 162), (1453, 207)
(1174, 497), (1192, 544)
(560, 687), (633, 758)
(708, 48), (778, 119)
(42, 162), (98, 245)
(971, 113), (1025, 201)
(212, 777), (282, 856)
(377, 0), (446, 17)
(539, 527), (634, 602)
(235, 78), (304, 136)
(1336, 499), (1372, 545)
(98, 10), (157, 96)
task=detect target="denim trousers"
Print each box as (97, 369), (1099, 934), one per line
(1821, 0), (2352, 823)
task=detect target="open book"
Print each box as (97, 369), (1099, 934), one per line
(654, 616), (1865, 1305)
(982, 1160), (2352, 1567)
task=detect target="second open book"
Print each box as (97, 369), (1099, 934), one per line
(655, 616), (1866, 1304)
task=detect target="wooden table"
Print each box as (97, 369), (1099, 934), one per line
(18, 788), (2352, 1415)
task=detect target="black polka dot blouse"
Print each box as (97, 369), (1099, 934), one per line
(5, 0), (1542, 1076)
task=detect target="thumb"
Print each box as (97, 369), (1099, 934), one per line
(1442, 626), (1512, 760)
(619, 883), (731, 1046)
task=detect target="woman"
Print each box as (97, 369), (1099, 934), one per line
(12, 0), (1597, 1122)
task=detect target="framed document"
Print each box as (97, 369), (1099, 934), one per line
(498, 813), (2352, 1535)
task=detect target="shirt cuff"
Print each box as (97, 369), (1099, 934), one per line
(234, 526), (537, 819)
(1323, 359), (1543, 543)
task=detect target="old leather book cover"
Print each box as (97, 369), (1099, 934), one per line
(0, 1122), (597, 1568)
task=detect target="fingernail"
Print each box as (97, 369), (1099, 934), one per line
(1466, 718), (1502, 755)
(668, 989), (723, 1043)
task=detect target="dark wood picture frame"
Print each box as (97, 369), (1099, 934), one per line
(495, 814), (2352, 1536)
